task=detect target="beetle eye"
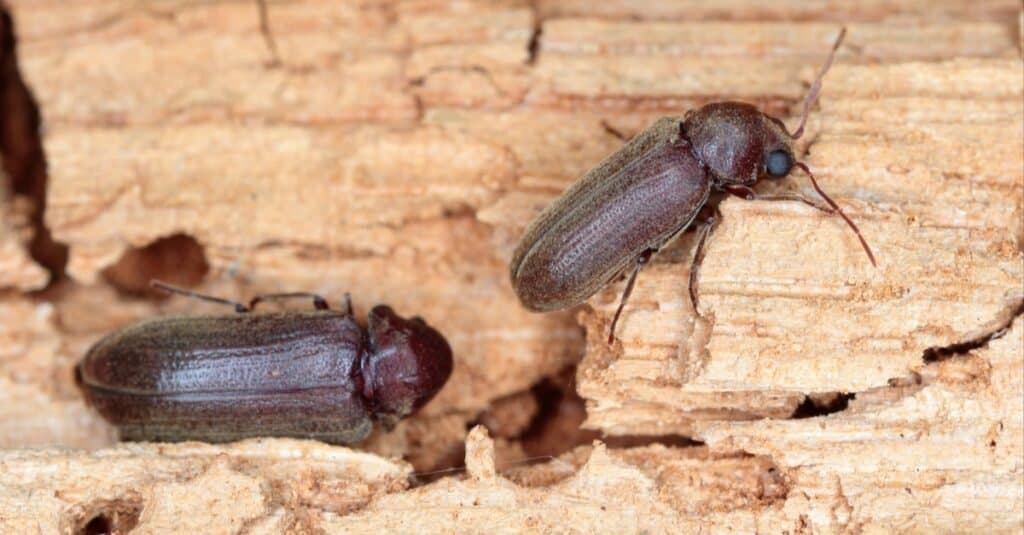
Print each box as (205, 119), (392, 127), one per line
(766, 150), (792, 177)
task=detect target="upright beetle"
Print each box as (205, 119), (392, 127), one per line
(77, 281), (454, 444)
(510, 29), (875, 342)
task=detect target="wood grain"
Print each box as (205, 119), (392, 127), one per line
(0, 0), (1020, 533)
(0, 188), (47, 290)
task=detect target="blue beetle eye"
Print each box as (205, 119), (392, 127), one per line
(766, 150), (792, 177)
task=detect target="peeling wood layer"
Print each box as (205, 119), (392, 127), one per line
(0, 0), (1020, 533)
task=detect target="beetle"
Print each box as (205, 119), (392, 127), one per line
(77, 281), (454, 444)
(510, 28), (875, 343)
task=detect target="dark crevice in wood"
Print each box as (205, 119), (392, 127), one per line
(526, 10), (542, 65)
(517, 367), (600, 458)
(0, 5), (68, 284)
(791, 392), (855, 419)
(602, 434), (703, 448)
(67, 495), (143, 535)
(784, 299), (1023, 420)
(922, 299), (1024, 363)
(101, 233), (210, 298)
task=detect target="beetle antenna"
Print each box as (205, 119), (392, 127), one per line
(794, 162), (876, 267)
(150, 280), (251, 312)
(343, 292), (353, 316)
(791, 27), (846, 140)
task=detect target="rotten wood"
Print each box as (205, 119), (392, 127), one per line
(574, 57), (1023, 435)
(0, 189), (47, 290)
(0, 439), (411, 533)
(0, 0), (1021, 533)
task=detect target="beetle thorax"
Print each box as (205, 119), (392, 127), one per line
(682, 102), (793, 186)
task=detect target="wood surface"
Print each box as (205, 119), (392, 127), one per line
(0, 0), (1020, 533)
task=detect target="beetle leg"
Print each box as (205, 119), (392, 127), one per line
(723, 184), (834, 214)
(343, 293), (353, 316)
(688, 205), (721, 316)
(723, 184), (756, 200)
(607, 248), (656, 344)
(248, 292), (331, 311)
(150, 280), (251, 313)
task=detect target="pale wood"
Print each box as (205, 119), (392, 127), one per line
(1, 390), (1020, 533)
(537, 0), (1019, 22)
(0, 187), (48, 290)
(0, 1), (1021, 534)
(0, 439), (411, 533)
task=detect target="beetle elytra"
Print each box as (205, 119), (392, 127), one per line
(77, 281), (454, 444)
(510, 28), (874, 343)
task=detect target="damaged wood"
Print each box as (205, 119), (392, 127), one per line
(0, 439), (411, 533)
(575, 57), (1022, 435)
(0, 6), (51, 289)
(0, 0), (1021, 533)
(0, 190), (47, 290)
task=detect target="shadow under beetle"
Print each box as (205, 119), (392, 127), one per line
(77, 281), (454, 444)
(510, 28), (876, 343)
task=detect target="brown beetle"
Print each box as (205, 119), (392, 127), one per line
(77, 281), (454, 444)
(510, 28), (874, 342)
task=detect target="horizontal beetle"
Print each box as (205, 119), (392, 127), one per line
(510, 29), (875, 342)
(77, 281), (453, 444)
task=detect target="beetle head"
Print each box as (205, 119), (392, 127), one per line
(682, 102), (795, 187)
(362, 305), (453, 430)
(682, 29), (846, 189)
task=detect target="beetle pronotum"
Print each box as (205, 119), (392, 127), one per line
(510, 28), (875, 343)
(77, 281), (454, 444)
